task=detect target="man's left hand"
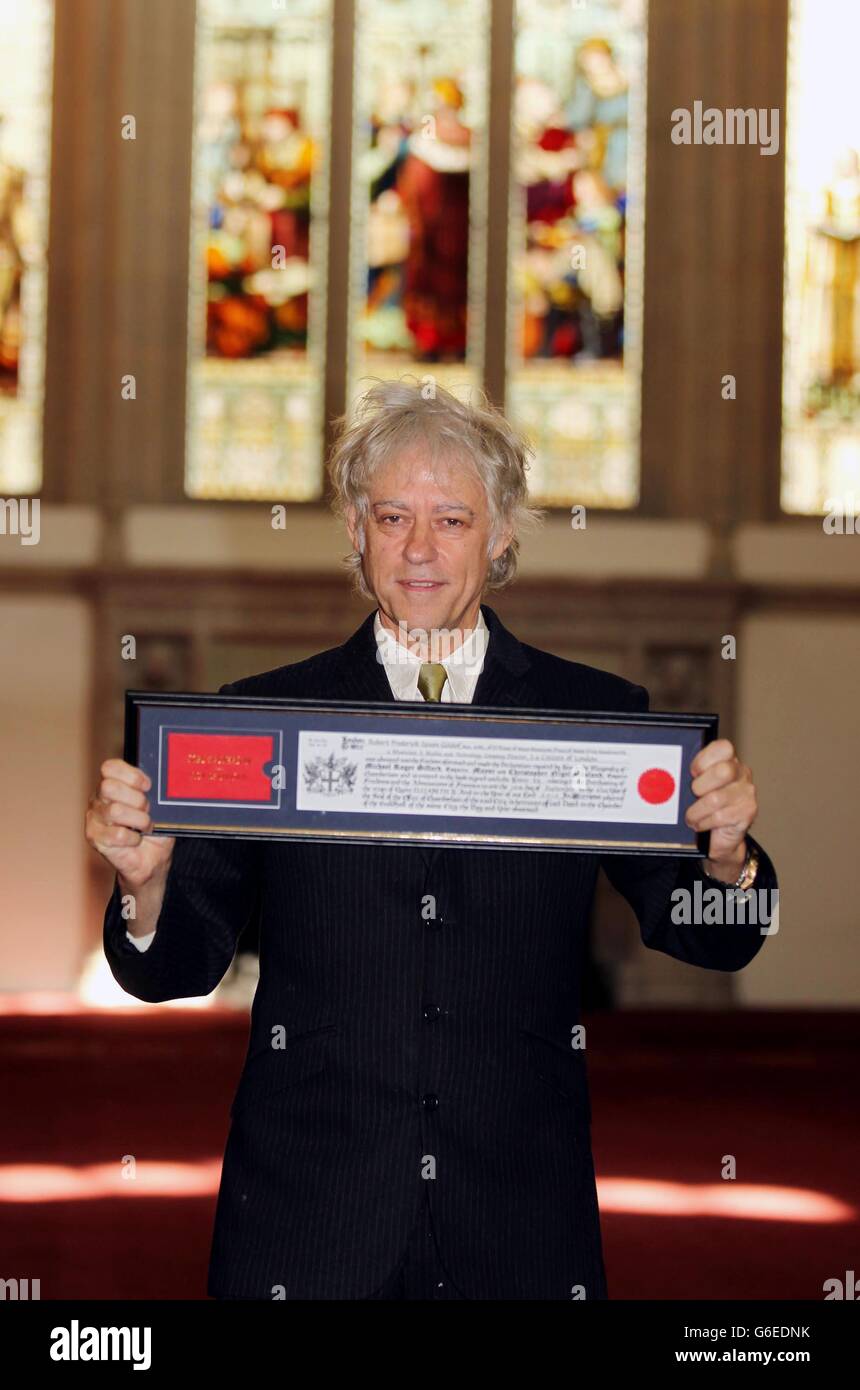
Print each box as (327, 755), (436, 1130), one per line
(684, 738), (757, 881)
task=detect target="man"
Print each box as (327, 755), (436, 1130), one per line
(87, 379), (777, 1301)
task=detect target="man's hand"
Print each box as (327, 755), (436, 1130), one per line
(684, 737), (757, 882)
(85, 759), (175, 926)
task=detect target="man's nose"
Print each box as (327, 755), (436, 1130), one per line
(402, 520), (438, 564)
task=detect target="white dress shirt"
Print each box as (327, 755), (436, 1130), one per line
(126, 608), (490, 953)
(372, 607), (488, 703)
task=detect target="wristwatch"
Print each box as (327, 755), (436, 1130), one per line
(702, 841), (760, 893)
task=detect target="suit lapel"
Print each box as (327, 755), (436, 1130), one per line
(471, 603), (537, 707)
(327, 610), (396, 704)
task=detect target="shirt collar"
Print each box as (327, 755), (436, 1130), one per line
(373, 608), (489, 702)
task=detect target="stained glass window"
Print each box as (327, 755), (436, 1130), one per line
(0, 0), (54, 495)
(349, 0), (489, 400)
(782, 0), (860, 514)
(507, 0), (646, 506)
(185, 0), (332, 499)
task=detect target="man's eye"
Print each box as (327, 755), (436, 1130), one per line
(380, 514), (402, 524)
(441, 517), (464, 528)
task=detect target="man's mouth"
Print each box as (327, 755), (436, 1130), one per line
(397, 580), (445, 590)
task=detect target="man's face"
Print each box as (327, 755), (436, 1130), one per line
(347, 449), (512, 648)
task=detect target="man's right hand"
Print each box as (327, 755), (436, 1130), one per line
(86, 759), (175, 936)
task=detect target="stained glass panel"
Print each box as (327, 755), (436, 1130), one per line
(186, 0), (332, 499)
(349, 0), (489, 400)
(782, 0), (860, 514)
(508, 0), (646, 506)
(0, 0), (54, 494)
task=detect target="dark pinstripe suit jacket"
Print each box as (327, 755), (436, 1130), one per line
(103, 603), (777, 1300)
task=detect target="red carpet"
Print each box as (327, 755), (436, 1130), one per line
(1, 1008), (856, 1299)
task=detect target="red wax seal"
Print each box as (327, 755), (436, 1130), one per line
(637, 767), (676, 804)
(166, 732), (275, 802)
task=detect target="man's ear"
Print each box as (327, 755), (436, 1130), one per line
(490, 525), (515, 563)
(345, 504), (361, 552)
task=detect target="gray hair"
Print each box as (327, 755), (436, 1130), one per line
(328, 377), (543, 599)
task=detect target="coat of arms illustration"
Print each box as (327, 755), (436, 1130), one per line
(302, 752), (358, 796)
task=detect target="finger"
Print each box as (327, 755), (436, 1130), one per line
(93, 824), (144, 850)
(100, 759), (151, 792)
(690, 738), (734, 778)
(101, 801), (152, 832)
(86, 798), (113, 831)
(692, 807), (753, 834)
(686, 776), (748, 819)
(687, 785), (755, 828)
(98, 778), (149, 812)
(691, 759), (742, 798)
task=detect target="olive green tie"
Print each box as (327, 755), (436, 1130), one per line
(417, 662), (448, 703)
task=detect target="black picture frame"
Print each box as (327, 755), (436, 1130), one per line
(125, 691), (717, 856)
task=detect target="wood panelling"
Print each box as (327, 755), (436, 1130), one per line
(640, 0), (788, 525)
(322, 0), (355, 471)
(44, 0), (197, 510)
(78, 569), (774, 754)
(484, 0), (514, 410)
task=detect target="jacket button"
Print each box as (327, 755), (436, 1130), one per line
(421, 1093), (439, 1111)
(423, 1005), (441, 1023)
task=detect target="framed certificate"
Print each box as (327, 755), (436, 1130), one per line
(125, 692), (717, 856)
